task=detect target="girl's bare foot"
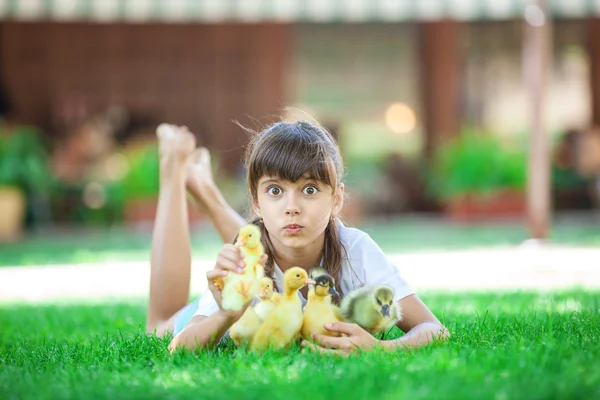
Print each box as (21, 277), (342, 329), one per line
(186, 147), (215, 214)
(156, 123), (196, 164)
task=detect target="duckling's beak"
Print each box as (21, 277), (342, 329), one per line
(381, 304), (390, 318)
(304, 279), (316, 286)
(237, 237), (246, 246)
(329, 286), (339, 296)
(258, 289), (267, 298)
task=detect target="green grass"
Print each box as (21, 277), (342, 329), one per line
(1, 290), (599, 399)
(2, 214), (600, 267)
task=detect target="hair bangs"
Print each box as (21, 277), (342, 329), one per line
(247, 122), (339, 197)
(253, 142), (334, 187)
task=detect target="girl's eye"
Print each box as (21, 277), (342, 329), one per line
(267, 186), (282, 196)
(302, 185), (319, 195)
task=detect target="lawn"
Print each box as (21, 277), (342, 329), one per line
(2, 213), (600, 267)
(1, 290), (598, 399)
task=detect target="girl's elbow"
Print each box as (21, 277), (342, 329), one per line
(168, 334), (183, 353)
(435, 323), (450, 341)
(168, 332), (205, 353)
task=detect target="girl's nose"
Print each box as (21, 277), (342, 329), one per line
(285, 208), (300, 216)
(285, 194), (301, 216)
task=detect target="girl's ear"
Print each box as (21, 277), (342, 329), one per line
(252, 198), (261, 218)
(332, 183), (345, 216)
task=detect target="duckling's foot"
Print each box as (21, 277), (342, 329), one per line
(234, 280), (251, 297)
(214, 276), (225, 291)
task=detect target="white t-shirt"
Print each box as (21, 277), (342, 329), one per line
(192, 221), (414, 318)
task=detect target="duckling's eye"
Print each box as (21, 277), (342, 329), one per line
(377, 299), (382, 305)
(296, 274), (300, 278)
(389, 301), (393, 305)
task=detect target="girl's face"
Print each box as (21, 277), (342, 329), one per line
(253, 174), (344, 251)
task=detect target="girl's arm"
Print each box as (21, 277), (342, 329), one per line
(168, 313), (238, 351)
(303, 294), (449, 355)
(381, 294), (450, 350)
(168, 244), (261, 352)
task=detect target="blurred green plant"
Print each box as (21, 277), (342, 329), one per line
(120, 144), (160, 201)
(74, 144), (159, 226)
(0, 125), (53, 194)
(427, 128), (527, 199)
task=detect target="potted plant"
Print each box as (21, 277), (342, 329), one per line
(118, 142), (204, 224)
(427, 129), (527, 220)
(0, 126), (52, 240)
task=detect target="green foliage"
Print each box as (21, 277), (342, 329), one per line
(428, 128), (527, 199)
(1, 291), (599, 399)
(0, 124), (53, 194)
(120, 144), (160, 201)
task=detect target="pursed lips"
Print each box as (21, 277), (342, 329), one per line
(284, 224), (303, 229)
(283, 224), (303, 233)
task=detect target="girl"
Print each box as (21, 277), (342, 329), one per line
(148, 121), (448, 356)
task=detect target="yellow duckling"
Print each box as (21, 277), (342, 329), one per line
(340, 286), (402, 334)
(215, 224), (265, 311)
(254, 277), (281, 320)
(251, 267), (315, 351)
(301, 274), (342, 339)
(229, 277), (280, 346)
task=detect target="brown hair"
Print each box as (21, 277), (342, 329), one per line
(243, 120), (347, 295)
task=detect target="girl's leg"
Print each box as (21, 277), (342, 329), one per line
(186, 147), (246, 244)
(146, 125), (196, 336)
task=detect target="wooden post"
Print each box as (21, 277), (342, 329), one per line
(418, 21), (460, 160)
(524, 0), (551, 239)
(588, 18), (600, 127)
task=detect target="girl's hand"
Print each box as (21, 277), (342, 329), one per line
(205, 244), (267, 319)
(302, 322), (379, 356)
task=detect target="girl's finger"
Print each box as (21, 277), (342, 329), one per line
(219, 244), (243, 260)
(219, 249), (244, 267)
(221, 243), (239, 252)
(301, 341), (348, 357)
(216, 258), (244, 274)
(206, 270), (227, 280)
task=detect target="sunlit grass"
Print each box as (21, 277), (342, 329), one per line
(2, 215), (600, 267)
(1, 290), (599, 399)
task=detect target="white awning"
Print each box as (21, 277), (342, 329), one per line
(1, 0), (599, 23)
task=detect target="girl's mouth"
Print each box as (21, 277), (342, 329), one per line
(284, 224), (303, 234)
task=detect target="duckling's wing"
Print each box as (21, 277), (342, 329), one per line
(332, 304), (343, 321)
(340, 286), (370, 320)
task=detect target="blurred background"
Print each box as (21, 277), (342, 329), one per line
(1, 0), (600, 264)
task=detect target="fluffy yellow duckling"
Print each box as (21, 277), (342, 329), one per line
(251, 267), (315, 351)
(215, 224), (265, 311)
(229, 277), (280, 346)
(340, 286), (402, 334)
(254, 277), (281, 320)
(301, 274), (342, 339)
